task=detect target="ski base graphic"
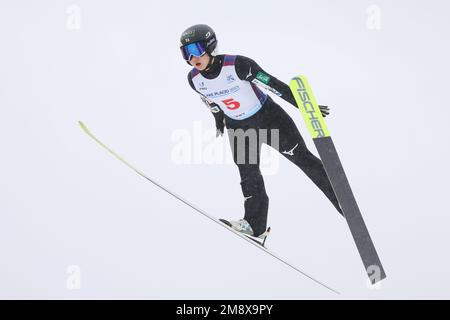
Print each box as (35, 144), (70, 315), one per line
(289, 76), (386, 284)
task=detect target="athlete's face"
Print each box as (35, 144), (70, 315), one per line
(189, 53), (210, 71)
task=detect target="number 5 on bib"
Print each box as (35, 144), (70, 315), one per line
(222, 98), (241, 110)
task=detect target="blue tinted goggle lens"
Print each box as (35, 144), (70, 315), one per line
(180, 42), (207, 61)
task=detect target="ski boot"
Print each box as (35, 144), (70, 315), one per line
(219, 218), (271, 247)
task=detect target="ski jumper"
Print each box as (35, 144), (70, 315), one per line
(188, 55), (342, 236)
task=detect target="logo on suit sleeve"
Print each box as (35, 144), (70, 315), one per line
(256, 72), (270, 85)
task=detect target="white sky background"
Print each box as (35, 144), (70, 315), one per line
(0, 0), (449, 299)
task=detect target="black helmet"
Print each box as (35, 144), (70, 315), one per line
(180, 24), (218, 56)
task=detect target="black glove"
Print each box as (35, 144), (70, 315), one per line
(319, 105), (330, 117)
(215, 117), (225, 137)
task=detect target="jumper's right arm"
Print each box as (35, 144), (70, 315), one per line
(200, 95), (226, 137)
(188, 73), (226, 136)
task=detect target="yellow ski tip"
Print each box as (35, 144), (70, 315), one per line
(289, 75), (330, 138)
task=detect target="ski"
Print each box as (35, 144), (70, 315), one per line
(289, 76), (386, 284)
(79, 121), (340, 294)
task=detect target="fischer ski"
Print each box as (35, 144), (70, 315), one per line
(289, 76), (386, 284)
(79, 121), (340, 295)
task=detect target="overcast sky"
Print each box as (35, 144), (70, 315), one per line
(1, 0), (449, 299)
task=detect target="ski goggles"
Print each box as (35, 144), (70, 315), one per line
(180, 42), (207, 61)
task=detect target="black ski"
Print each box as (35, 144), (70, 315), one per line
(290, 76), (386, 284)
